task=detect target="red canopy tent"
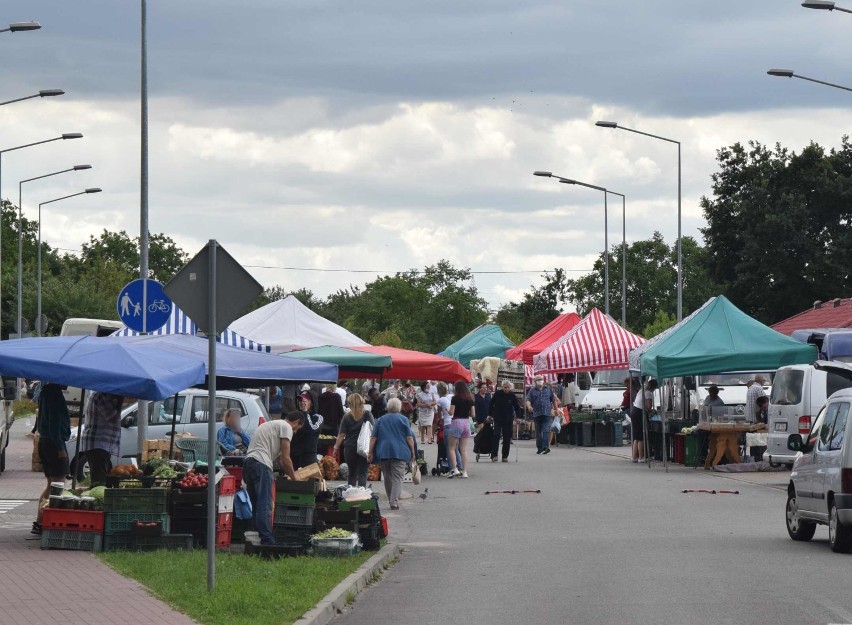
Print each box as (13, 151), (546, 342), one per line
(504, 313), (581, 364)
(340, 345), (471, 382)
(533, 308), (644, 374)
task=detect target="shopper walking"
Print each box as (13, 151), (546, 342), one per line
(368, 398), (415, 510)
(415, 381), (436, 445)
(333, 394), (375, 487)
(474, 382), (492, 429)
(526, 374), (557, 455)
(32, 383), (71, 535)
(489, 381), (522, 462)
(447, 381), (474, 478)
(317, 383), (345, 436)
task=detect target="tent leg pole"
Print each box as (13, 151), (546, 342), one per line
(168, 393), (179, 461)
(72, 389), (86, 490)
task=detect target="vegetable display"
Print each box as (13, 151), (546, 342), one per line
(319, 456), (340, 480)
(312, 528), (355, 540)
(178, 471), (209, 489)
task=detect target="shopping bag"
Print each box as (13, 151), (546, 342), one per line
(357, 420), (373, 458)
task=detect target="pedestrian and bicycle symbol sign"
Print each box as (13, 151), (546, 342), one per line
(116, 278), (173, 333)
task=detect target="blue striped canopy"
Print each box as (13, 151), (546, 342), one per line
(112, 305), (270, 352)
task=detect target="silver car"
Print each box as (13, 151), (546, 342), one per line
(785, 365), (852, 553)
(68, 389), (268, 473)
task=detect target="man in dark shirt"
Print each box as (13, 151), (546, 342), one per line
(368, 387), (387, 418)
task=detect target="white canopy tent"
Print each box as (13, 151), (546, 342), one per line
(230, 294), (369, 353)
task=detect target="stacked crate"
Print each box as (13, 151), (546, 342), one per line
(102, 488), (173, 551)
(171, 474), (235, 548)
(273, 478), (318, 546)
(40, 508), (105, 551)
(339, 496), (383, 551)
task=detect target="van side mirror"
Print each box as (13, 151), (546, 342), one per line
(787, 434), (804, 452)
(121, 414), (136, 428)
(683, 376), (696, 391)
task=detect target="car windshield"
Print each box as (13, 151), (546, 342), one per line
(698, 372), (774, 386)
(592, 369), (629, 387)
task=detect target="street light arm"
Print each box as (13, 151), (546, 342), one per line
(20, 168), (77, 185)
(0, 93), (40, 106)
(39, 191), (89, 207)
(802, 0), (852, 12)
(559, 178), (608, 193)
(1, 21), (41, 33)
(609, 124), (681, 146)
(0, 136), (63, 155)
(793, 72), (852, 92)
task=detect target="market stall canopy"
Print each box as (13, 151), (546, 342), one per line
(438, 324), (515, 368)
(340, 345), (471, 382)
(505, 313), (581, 365)
(627, 298), (716, 372)
(286, 345), (392, 374)
(637, 295), (818, 380)
(533, 308), (644, 374)
(229, 294), (369, 353)
(112, 304), (270, 352)
(0, 334), (338, 401)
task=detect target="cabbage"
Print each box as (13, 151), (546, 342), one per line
(81, 486), (106, 501)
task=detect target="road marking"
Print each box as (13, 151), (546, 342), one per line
(0, 500), (29, 513)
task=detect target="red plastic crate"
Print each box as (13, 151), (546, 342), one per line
(42, 509), (104, 533)
(380, 516), (388, 538)
(225, 466), (243, 486)
(215, 527), (231, 549)
(218, 475), (236, 496)
(217, 511), (233, 530)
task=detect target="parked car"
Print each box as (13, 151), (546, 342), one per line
(767, 364), (852, 467)
(67, 389), (268, 475)
(784, 362), (852, 553)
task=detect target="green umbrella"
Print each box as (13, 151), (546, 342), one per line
(286, 345), (392, 374)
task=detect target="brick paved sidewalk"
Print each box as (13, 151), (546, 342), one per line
(0, 417), (199, 625)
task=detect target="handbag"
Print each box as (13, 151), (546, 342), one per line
(356, 420), (372, 458)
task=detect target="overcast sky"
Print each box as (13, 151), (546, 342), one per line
(3, 1), (851, 317)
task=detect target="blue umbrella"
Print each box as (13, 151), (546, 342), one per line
(0, 333), (338, 401)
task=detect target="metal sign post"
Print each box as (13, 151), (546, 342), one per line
(206, 240), (217, 591)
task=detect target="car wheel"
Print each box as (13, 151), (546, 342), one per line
(829, 502), (852, 553)
(786, 492), (816, 541)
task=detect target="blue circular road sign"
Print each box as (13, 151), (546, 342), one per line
(116, 278), (173, 333)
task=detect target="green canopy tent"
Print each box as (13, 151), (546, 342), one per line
(286, 345), (392, 374)
(438, 324), (515, 368)
(639, 295), (817, 380)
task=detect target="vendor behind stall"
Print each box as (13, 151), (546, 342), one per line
(243, 411), (303, 545)
(290, 390), (323, 469)
(217, 408), (250, 455)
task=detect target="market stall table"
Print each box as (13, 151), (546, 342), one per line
(700, 422), (768, 468)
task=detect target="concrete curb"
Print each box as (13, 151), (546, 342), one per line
(293, 541), (402, 625)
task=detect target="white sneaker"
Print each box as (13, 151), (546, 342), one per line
(448, 469), (461, 479)
(461, 472), (469, 479)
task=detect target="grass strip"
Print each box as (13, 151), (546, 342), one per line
(100, 549), (371, 625)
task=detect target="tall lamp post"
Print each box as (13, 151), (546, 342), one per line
(1, 90), (64, 107)
(19, 166), (93, 335)
(595, 120), (683, 322)
(0, 133), (83, 337)
(767, 69), (852, 92)
(0, 21), (41, 33)
(37, 189), (102, 334)
(534, 171), (628, 326)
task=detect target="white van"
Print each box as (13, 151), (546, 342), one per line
(59, 318), (124, 413)
(580, 369), (629, 410)
(691, 372), (774, 415)
(767, 364), (852, 467)
(784, 362), (852, 552)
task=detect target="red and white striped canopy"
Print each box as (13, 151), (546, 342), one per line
(533, 308), (644, 374)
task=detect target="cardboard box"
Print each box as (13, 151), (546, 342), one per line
(294, 463), (322, 481)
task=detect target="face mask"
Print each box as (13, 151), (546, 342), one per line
(535, 380), (543, 388)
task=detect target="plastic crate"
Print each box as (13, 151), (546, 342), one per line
(225, 466), (243, 485)
(244, 541), (306, 558)
(103, 533), (135, 552)
(275, 476), (320, 495)
(273, 503), (314, 527)
(104, 488), (168, 514)
(131, 520), (164, 538)
(132, 534), (194, 552)
(273, 525), (312, 545)
(215, 527), (231, 548)
(685, 435), (699, 467)
(580, 422), (595, 447)
(105, 512), (170, 535)
(612, 421), (623, 447)
(338, 497), (377, 512)
(218, 511), (233, 529)
(40, 529), (103, 552)
(41, 509), (104, 533)
(218, 475), (236, 496)
(218, 494), (234, 513)
(311, 532), (358, 552)
(312, 542), (361, 557)
(275, 491), (315, 506)
(593, 421), (612, 446)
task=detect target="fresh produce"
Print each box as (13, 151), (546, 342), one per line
(319, 455), (340, 480)
(177, 471), (209, 489)
(110, 464), (142, 477)
(81, 486), (106, 502)
(367, 464), (381, 482)
(312, 528), (356, 540)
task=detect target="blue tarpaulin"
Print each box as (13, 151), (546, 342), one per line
(0, 333), (338, 401)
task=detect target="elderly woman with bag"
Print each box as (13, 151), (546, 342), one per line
(333, 394), (375, 488)
(368, 398), (416, 510)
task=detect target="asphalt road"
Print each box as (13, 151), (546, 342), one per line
(334, 443), (852, 625)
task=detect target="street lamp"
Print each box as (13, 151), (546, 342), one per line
(802, 1), (852, 12)
(0, 21), (41, 33)
(36, 189), (102, 335)
(595, 120), (683, 321)
(767, 69), (852, 92)
(0, 90), (64, 107)
(0, 132), (84, 338)
(534, 171), (628, 326)
(19, 166), (93, 336)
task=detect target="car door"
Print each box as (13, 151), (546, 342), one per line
(810, 402), (841, 522)
(819, 401), (848, 515)
(793, 405), (826, 515)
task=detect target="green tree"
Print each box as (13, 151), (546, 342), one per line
(701, 139), (852, 323)
(80, 229), (188, 283)
(494, 268), (570, 339)
(643, 310), (676, 338)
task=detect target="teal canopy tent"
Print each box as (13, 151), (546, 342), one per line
(439, 324), (515, 368)
(285, 345), (392, 375)
(638, 295), (817, 379)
